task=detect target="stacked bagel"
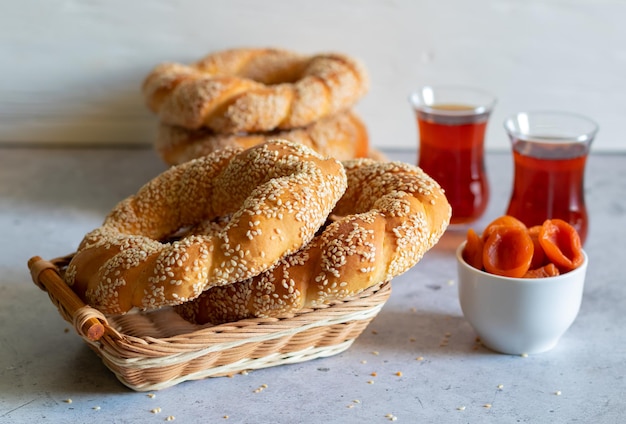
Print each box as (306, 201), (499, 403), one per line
(141, 47), (374, 165)
(65, 140), (451, 324)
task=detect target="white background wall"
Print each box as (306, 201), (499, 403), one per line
(1, 0), (624, 152)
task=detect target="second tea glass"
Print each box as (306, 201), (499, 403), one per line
(504, 111), (598, 244)
(410, 86), (497, 225)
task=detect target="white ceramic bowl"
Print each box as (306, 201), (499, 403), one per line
(456, 241), (588, 355)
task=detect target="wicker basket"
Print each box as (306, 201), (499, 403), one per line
(28, 255), (391, 391)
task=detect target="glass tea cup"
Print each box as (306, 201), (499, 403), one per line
(409, 86), (497, 226)
(504, 111), (598, 244)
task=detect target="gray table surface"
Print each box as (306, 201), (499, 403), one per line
(1, 147), (624, 424)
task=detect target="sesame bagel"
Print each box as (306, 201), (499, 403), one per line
(155, 110), (370, 166)
(142, 47), (369, 133)
(64, 140), (348, 314)
(176, 158), (451, 324)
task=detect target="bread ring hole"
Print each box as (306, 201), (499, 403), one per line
(163, 215), (233, 243)
(328, 214), (344, 223)
(239, 58), (309, 85)
(313, 214), (345, 237)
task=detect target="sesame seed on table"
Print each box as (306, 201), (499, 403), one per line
(1, 146), (624, 423)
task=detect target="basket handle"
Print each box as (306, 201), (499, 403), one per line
(28, 256), (106, 341)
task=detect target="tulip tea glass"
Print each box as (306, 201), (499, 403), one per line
(410, 86), (496, 225)
(504, 111), (598, 244)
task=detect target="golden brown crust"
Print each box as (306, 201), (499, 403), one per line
(176, 158), (451, 324)
(142, 48), (369, 133)
(155, 110), (370, 166)
(65, 140), (347, 314)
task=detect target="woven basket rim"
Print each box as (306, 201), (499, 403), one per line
(30, 253), (391, 348)
(29, 253), (392, 390)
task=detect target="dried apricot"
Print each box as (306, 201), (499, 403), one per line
(528, 225), (547, 269)
(523, 263), (560, 278)
(482, 226), (534, 278)
(482, 215), (527, 242)
(538, 219), (584, 272)
(463, 228), (484, 270)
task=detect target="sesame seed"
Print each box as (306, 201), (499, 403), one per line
(253, 384), (268, 393)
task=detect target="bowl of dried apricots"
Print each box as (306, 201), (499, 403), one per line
(456, 215), (588, 355)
